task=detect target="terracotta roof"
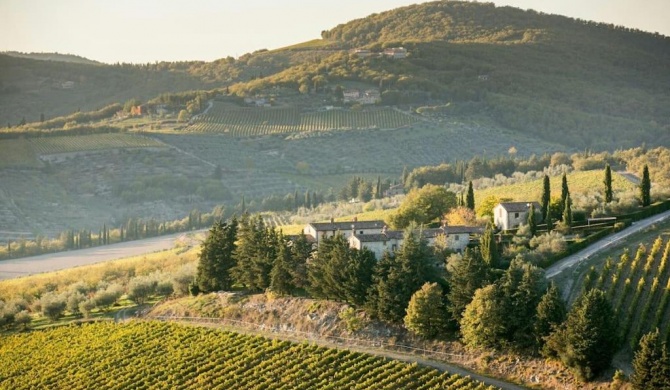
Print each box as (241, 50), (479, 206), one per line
(308, 220), (386, 231)
(498, 202), (541, 212)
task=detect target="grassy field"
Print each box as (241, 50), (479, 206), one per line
(475, 170), (636, 205)
(0, 321), (493, 390)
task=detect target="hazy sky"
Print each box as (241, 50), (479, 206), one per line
(1, 0), (668, 64)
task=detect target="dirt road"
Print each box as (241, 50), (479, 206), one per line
(0, 230), (205, 280)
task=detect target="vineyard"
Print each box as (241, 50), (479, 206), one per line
(186, 104), (418, 136)
(0, 321), (495, 390)
(29, 133), (167, 155)
(581, 235), (670, 348)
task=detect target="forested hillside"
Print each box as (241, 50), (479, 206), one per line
(235, 1), (670, 149)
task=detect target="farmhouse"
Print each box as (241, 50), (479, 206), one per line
(303, 219), (386, 245)
(348, 225), (482, 259)
(383, 47), (408, 59)
(384, 184), (404, 197)
(342, 89), (380, 105)
(493, 202), (541, 231)
(342, 89), (361, 103)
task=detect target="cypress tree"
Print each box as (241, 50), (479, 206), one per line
(480, 223), (499, 268)
(640, 165), (651, 207)
(466, 181), (475, 211)
(527, 203), (538, 237)
(541, 174), (551, 222)
(563, 195), (572, 228)
(559, 173), (569, 220)
(604, 164), (613, 203)
(402, 166), (409, 187)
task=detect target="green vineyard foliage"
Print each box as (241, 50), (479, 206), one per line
(0, 321), (495, 390)
(188, 104), (418, 137)
(591, 236), (670, 349)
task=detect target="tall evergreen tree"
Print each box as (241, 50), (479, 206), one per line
(563, 195), (572, 228)
(479, 223), (499, 268)
(559, 173), (569, 220)
(269, 237), (295, 296)
(541, 174), (551, 222)
(640, 164), (651, 207)
(195, 219), (238, 293)
(404, 282), (448, 339)
(535, 282), (566, 351)
(544, 289), (619, 381)
(631, 329), (670, 390)
(527, 203), (538, 237)
(231, 215), (277, 291)
(460, 284), (505, 349)
(466, 181), (475, 211)
(367, 230), (434, 323)
(603, 164), (613, 203)
(447, 248), (490, 323)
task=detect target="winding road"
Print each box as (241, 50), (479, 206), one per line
(546, 209), (670, 279)
(0, 230), (205, 280)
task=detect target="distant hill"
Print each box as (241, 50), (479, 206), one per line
(2, 51), (101, 65)
(233, 1), (670, 149)
(3, 1), (670, 149)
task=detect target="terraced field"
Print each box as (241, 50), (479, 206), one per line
(0, 321), (495, 390)
(186, 104), (418, 135)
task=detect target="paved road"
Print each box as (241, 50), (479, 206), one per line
(0, 230), (205, 280)
(546, 209), (670, 279)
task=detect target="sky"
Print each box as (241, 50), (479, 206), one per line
(1, 0), (668, 64)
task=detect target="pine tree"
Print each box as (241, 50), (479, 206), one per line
(479, 223), (499, 268)
(640, 165), (651, 207)
(447, 248), (490, 323)
(631, 329), (670, 390)
(466, 181), (475, 211)
(527, 203), (538, 237)
(541, 174), (551, 222)
(604, 164), (613, 203)
(535, 282), (566, 350)
(544, 289), (619, 381)
(195, 219), (238, 292)
(559, 173), (569, 220)
(368, 230), (433, 323)
(269, 238), (295, 296)
(404, 282), (448, 339)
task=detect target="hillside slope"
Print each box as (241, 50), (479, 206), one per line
(236, 1), (670, 149)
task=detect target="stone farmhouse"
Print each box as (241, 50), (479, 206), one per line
(303, 219), (386, 246)
(493, 202), (541, 231)
(343, 89), (381, 105)
(303, 219), (481, 259)
(383, 184), (404, 198)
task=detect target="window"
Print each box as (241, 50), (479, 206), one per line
(360, 230), (364, 235)
(514, 212), (519, 218)
(391, 244), (397, 251)
(454, 235), (459, 241)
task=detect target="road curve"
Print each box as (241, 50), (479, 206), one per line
(0, 230), (206, 280)
(546, 209), (670, 279)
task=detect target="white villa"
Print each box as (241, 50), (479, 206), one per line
(493, 202), (541, 231)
